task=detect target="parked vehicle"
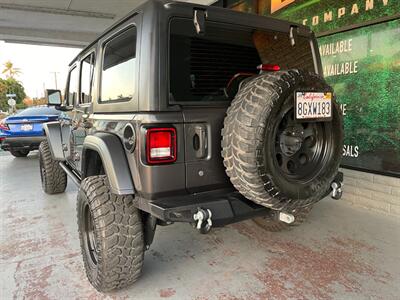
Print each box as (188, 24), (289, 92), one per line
(39, 0), (344, 292)
(0, 106), (68, 157)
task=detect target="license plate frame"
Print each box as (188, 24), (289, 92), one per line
(294, 91), (333, 122)
(21, 123), (33, 131)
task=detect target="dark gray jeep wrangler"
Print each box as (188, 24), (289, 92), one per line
(39, 0), (343, 292)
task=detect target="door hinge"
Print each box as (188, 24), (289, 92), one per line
(193, 9), (208, 35)
(289, 25), (298, 46)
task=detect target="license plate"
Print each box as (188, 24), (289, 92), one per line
(295, 91), (332, 121)
(21, 124), (33, 131)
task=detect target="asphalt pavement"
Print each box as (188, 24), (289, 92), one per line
(1, 151), (399, 300)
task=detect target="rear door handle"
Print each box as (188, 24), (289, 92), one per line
(193, 125), (207, 159)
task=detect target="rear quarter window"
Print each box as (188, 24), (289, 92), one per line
(100, 26), (137, 102)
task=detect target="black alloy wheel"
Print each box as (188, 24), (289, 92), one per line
(271, 104), (333, 184)
(82, 204), (98, 268)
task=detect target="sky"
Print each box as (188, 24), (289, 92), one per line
(0, 41), (81, 98)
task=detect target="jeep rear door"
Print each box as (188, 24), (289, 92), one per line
(169, 17), (318, 194)
(169, 18), (262, 193)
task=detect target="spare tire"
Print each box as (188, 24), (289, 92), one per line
(221, 70), (343, 212)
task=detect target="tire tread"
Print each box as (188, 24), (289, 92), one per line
(77, 175), (144, 292)
(39, 140), (67, 194)
(221, 70), (343, 212)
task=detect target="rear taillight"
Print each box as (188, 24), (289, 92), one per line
(146, 127), (177, 164)
(0, 121), (9, 131)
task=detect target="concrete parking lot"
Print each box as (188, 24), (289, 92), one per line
(1, 151), (399, 300)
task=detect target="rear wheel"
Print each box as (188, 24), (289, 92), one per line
(77, 175), (145, 292)
(10, 149), (29, 157)
(39, 140), (67, 194)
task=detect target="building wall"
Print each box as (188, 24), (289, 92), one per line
(342, 169), (400, 217)
(222, 0), (400, 217)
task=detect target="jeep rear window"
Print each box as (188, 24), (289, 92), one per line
(101, 26), (136, 102)
(169, 18), (315, 103)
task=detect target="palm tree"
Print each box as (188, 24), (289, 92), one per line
(2, 60), (21, 79)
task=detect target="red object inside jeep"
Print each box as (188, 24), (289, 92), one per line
(257, 64), (281, 71)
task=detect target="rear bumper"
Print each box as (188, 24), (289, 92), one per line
(136, 172), (344, 226)
(0, 136), (45, 151)
(136, 189), (271, 227)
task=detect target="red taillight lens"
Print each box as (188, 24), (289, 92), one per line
(257, 64), (281, 71)
(146, 127), (176, 164)
(0, 121), (9, 131)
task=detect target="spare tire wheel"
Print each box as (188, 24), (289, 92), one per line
(221, 70), (343, 212)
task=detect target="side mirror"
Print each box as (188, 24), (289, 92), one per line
(46, 89), (62, 106)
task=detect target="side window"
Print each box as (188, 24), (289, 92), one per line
(67, 67), (79, 106)
(80, 53), (95, 104)
(101, 26), (137, 102)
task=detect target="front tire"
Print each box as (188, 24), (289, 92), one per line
(77, 175), (145, 292)
(10, 149), (29, 157)
(39, 141), (67, 194)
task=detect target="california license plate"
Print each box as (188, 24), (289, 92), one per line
(21, 124), (33, 131)
(295, 91), (332, 121)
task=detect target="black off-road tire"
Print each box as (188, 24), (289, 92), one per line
(221, 70), (343, 212)
(253, 206), (313, 232)
(38, 140), (67, 194)
(10, 149), (29, 157)
(77, 175), (144, 292)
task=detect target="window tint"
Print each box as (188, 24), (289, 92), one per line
(169, 19), (314, 103)
(17, 107), (61, 116)
(67, 67), (79, 106)
(80, 53), (95, 104)
(101, 27), (136, 102)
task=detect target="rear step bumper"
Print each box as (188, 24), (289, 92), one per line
(136, 190), (271, 227)
(136, 170), (343, 227)
(61, 159), (343, 228)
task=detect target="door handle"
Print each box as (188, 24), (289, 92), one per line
(194, 125), (207, 159)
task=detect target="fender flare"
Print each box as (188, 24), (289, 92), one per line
(43, 121), (66, 161)
(82, 132), (134, 195)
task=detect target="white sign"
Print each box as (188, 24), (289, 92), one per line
(7, 98), (16, 107)
(6, 94), (16, 98)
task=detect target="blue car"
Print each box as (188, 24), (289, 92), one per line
(0, 106), (67, 157)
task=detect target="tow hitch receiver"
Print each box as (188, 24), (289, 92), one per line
(278, 212), (295, 224)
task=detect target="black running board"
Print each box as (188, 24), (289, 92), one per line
(59, 162), (81, 187)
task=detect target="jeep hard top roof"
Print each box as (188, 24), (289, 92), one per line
(70, 0), (313, 66)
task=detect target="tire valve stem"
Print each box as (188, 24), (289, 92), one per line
(279, 212), (295, 224)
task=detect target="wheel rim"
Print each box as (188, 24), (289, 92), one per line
(83, 204), (98, 267)
(270, 104), (333, 183)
